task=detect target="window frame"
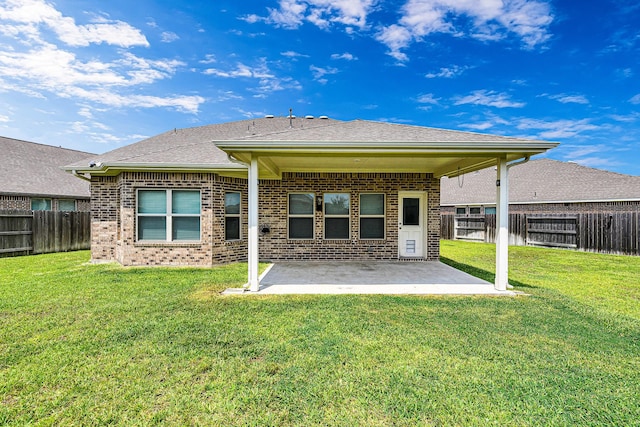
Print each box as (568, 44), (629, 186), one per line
(31, 198), (52, 211)
(469, 206), (482, 215)
(359, 193), (385, 240)
(224, 191), (242, 241)
(288, 192), (315, 240)
(58, 199), (77, 211)
(484, 206), (497, 215)
(136, 189), (201, 242)
(323, 192), (350, 240)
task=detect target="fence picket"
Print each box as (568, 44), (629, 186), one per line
(0, 210), (90, 257)
(442, 210), (639, 256)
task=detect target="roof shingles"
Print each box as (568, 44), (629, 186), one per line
(441, 158), (640, 205)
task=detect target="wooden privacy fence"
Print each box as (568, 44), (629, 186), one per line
(442, 212), (640, 256)
(0, 210), (91, 257)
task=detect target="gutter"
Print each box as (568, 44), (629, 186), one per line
(71, 169), (92, 182)
(507, 155), (530, 170)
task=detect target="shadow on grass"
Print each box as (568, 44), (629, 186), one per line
(440, 256), (537, 289)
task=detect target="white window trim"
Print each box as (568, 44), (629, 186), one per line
(359, 193), (385, 240)
(323, 192), (350, 240)
(136, 189), (201, 242)
(225, 191), (242, 241)
(288, 192), (315, 240)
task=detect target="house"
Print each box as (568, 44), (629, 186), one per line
(440, 158), (640, 255)
(64, 116), (557, 290)
(441, 158), (640, 215)
(1, 136), (93, 211)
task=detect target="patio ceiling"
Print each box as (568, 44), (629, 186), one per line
(217, 140), (559, 179)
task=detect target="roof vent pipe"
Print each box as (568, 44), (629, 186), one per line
(289, 108), (293, 128)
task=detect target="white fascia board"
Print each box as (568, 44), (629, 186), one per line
(217, 140), (558, 153)
(63, 162), (247, 175)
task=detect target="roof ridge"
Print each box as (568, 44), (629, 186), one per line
(236, 117), (346, 140)
(1, 135), (95, 156)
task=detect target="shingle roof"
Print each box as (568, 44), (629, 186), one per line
(244, 119), (539, 143)
(440, 158), (640, 205)
(65, 116), (343, 169)
(1, 136), (93, 198)
(65, 116), (544, 170)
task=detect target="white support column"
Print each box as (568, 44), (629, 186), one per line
(495, 157), (509, 291)
(248, 155), (260, 292)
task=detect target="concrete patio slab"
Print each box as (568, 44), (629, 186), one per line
(223, 261), (518, 295)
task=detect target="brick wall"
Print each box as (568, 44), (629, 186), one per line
(0, 195), (30, 210)
(91, 172), (247, 267)
(90, 171), (441, 266)
(259, 172), (440, 262)
(0, 195), (90, 211)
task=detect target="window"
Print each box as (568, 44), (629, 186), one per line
(484, 206), (496, 215)
(469, 206), (482, 215)
(137, 190), (200, 241)
(455, 207), (466, 215)
(360, 193), (385, 239)
(58, 199), (76, 211)
(31, 198), (51, 211)
(324, 193), (350, 239)
(288, 193), (314, 239)
(225, 192), (241, 240)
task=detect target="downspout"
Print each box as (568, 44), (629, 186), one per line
(507, 155), (530, 170)
(72, 170), (91, 182)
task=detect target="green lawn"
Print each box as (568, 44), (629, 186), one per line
(1, 244), (639, 426)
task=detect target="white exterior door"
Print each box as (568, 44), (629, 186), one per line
(398, 192), (426, 258)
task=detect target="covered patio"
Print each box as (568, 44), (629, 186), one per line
(217, 119), (558, 294)
(223, 261), (519, 295)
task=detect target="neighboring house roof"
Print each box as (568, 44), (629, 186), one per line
(2, 136), (93, 199)
(441, 158), (640, 205)
(65, 116), (557, 179)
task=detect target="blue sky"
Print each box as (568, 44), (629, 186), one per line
(1, 0), (639, 175)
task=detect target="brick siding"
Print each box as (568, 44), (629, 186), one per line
(259, 172), (440, 262)
(90, 171), (441, 266)
(0, 195), (90, 211)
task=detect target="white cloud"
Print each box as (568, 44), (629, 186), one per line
(257, 0), (376, 30)
(0, 0), (204, 115)
(462, 122), (494, 130)
(160, 31), (179, 43)
(572, 157), (622, 169)
(416, 93), (439, 104)
(331, 52), (357, 60)
(454, 90), (526, 108)
(199, 54), (217, 64)
(0, 0), (149, 47)
(0, 114), (10, 122)
(425, 65), (470, 78)
(203, 60), (274, 79)
(547, 93), (589, 104)
(378, 0), (553, 62)
(516, 118), (600, 139)
(204, 59), (301, 95)
(281, 50), (310, 58)
(310, 65), (339, 81)
(239, 14), (263, 24)
(630, 93), (640, 104)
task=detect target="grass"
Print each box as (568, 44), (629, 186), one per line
(0, 245), (639, 426)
